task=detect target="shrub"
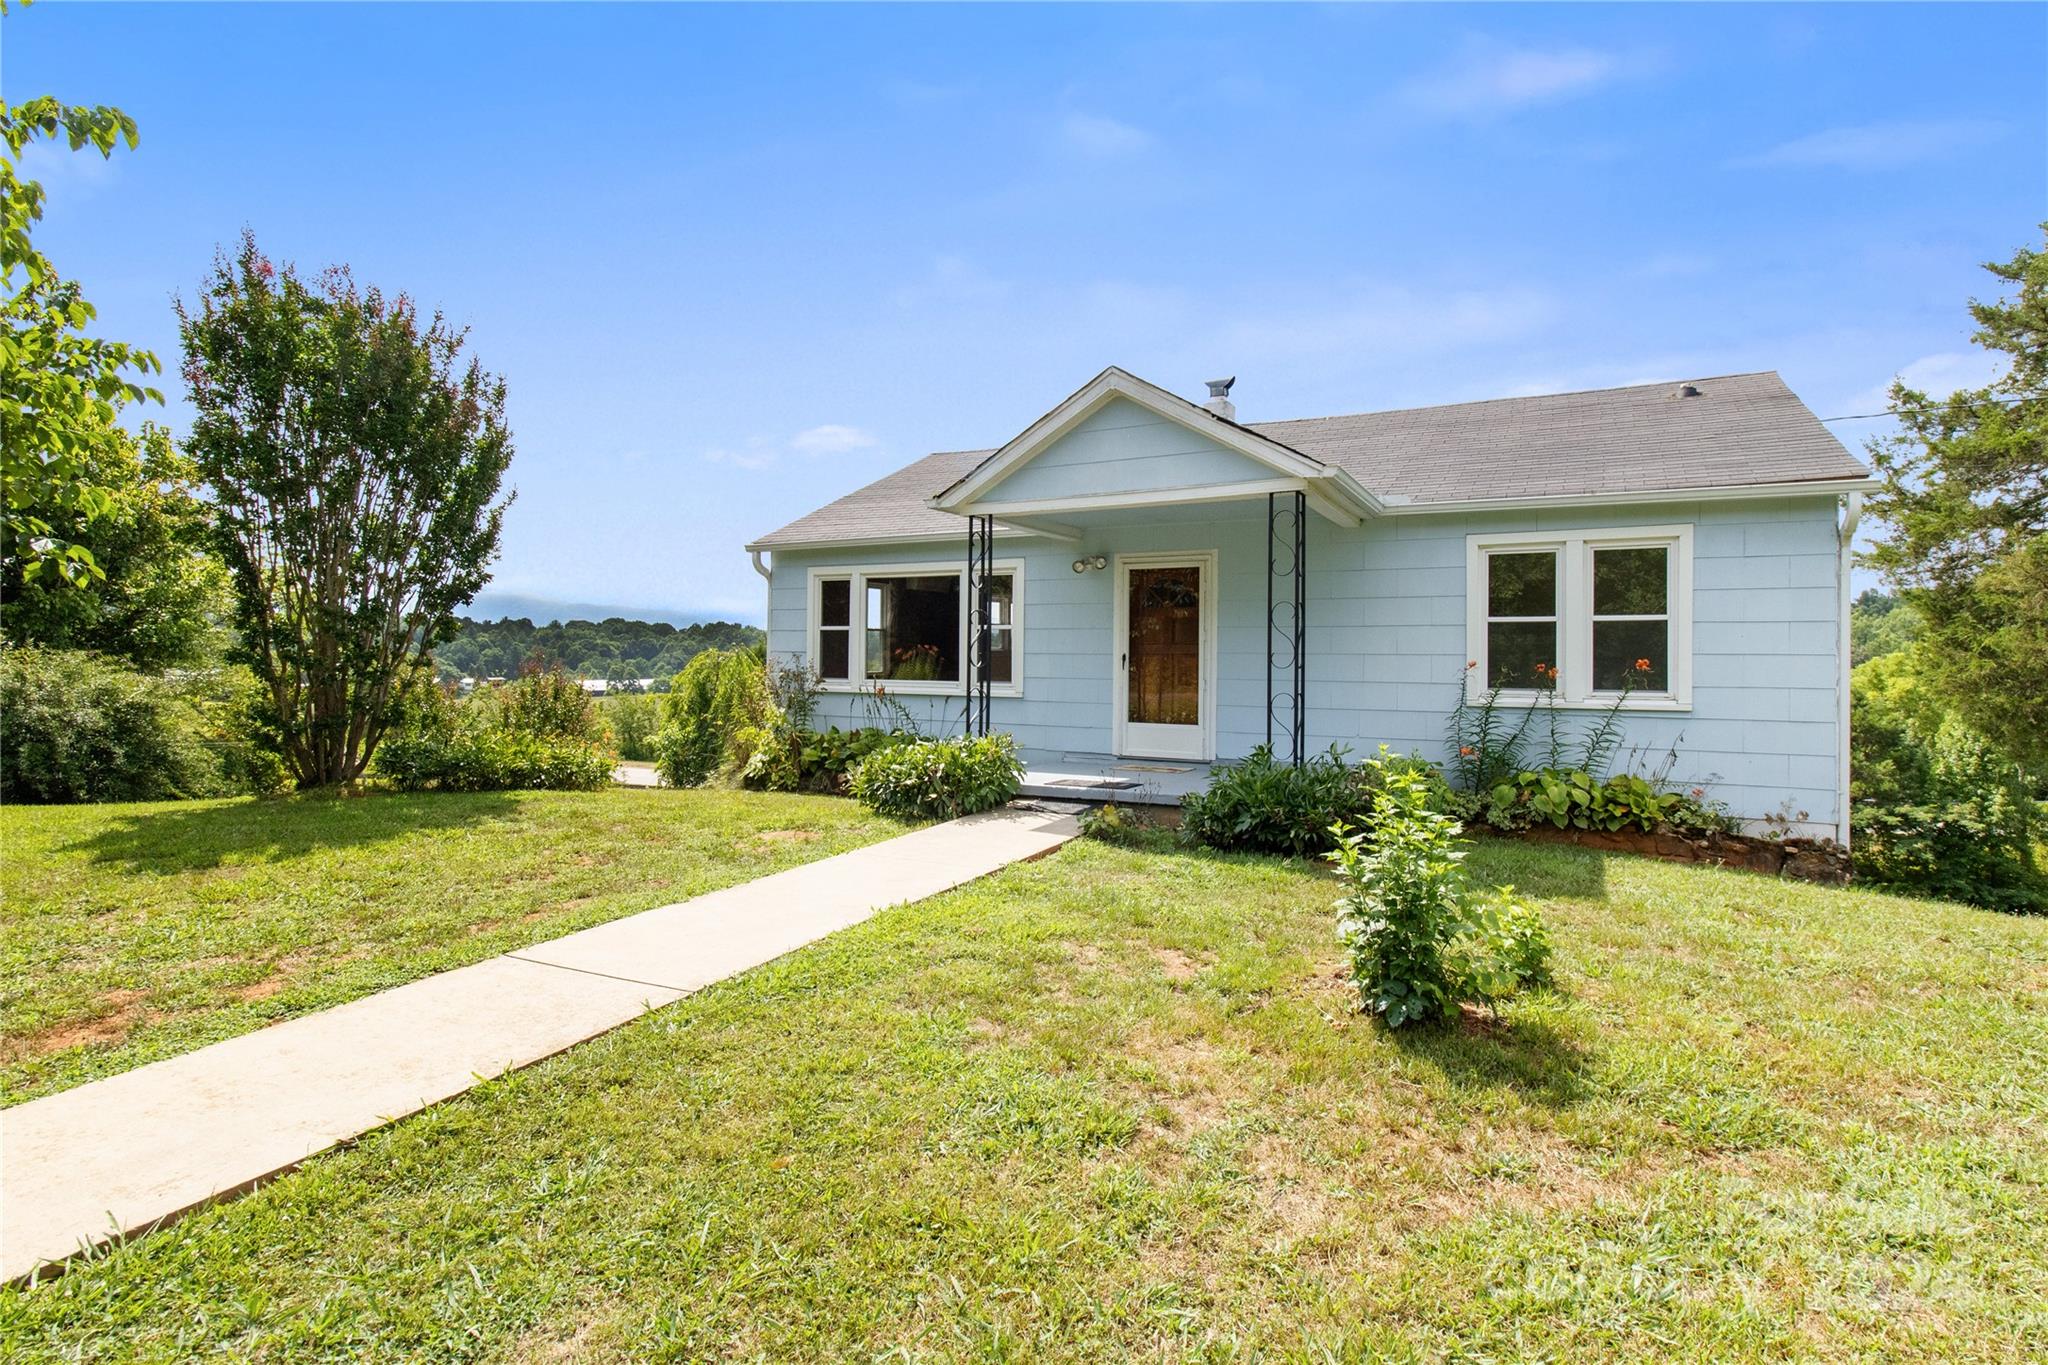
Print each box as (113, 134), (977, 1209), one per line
(601, 692), (661, 762)
(1077, 800), (1151, 846)
(796, 726), (908, 793)
(1180, 744), (1375, 858)
(1852, 676), (2044, 911)
(375, 727), (614, 792)
(1329, 751), (1553, 1027)
(653, 647), (771, 787)
(0, 646), (237, 802)
(848, 732), (1023, 819)
(374, 667), (616, 793)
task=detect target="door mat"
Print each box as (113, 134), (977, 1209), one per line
(1046, 777), (1143, 790)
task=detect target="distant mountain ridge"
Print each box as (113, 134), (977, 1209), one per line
(465, 592), (747, 629)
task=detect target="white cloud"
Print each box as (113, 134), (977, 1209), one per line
(15, 140), (119, 202)
(1728, 119), (2003, 170)
(1060, 112), (1153, 157)
(703, 440), (779, 471)
(1399, 45), (1655, 118)
(789, 424), (878, 456)
(706, 425), (879, 470)
(1840, 350), (2008, 414)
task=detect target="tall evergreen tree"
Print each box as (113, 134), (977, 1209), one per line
(1866, 227), (2048, 768)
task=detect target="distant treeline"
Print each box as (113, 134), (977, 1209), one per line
(434, 617), (764, 685)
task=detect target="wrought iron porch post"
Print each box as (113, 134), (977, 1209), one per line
(965, 513), (994, 737)
(1266, 490), (1307, 767)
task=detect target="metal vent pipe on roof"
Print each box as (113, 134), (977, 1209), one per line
(1203, 375), (1237, 421)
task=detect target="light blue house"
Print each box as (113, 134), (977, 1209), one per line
(748, 367), (1874, 840)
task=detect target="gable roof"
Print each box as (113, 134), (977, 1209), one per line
(747, 370), (1871, 550)
(1254, 370), (1868, 507)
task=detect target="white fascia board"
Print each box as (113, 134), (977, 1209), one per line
(930, 366), (1331, 512)
(1375, 476), (1880, 517)
(744, 525), (1048, 554)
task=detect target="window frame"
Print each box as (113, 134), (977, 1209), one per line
(1464, 524), (1693, 711)
(807, 559), (1025, 698)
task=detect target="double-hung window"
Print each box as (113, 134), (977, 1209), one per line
(1465, 525), (1692, 708)
(811, 563), (1021, 694)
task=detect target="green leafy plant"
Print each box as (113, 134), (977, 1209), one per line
(600, 692), (661, 762)
(374, 667), (615, 793)
(1329, 751), (1554, 1027)
(886, 643), (942, 681)
(1180, 744), (1376, 858)
(1077, 801), (1152, 846)
(653, 647), (772, 787)
(1851, 670), (2044, 912)
(0, 645), (242, 802)
(848, 733), (1023, 820)
(1445, 669), (1540, 795)
(1484, 765), (1730, 835)
(797, 726), (910, 793)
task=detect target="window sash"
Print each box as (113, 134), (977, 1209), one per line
(1465, 526), (1692, 708)
(808, 564), (1021, 695)
(815, 576), (852, 681)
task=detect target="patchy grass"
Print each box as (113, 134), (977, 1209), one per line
(4, 837), (2046, 1359)
(0, 789), (905, 1103)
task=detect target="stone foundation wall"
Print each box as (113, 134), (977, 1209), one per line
(1502, 824), (1851, 884)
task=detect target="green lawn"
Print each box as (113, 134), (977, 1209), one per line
(4, 826), (2044, 1360)
(0, 788), (906, 1104)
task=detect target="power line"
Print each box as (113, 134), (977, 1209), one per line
(1819, 393), (2031, 424)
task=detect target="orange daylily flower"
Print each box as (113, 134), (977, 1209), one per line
(1634, 657), (1652, 672)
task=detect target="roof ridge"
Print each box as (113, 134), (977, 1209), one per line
(1250, 370), (1786, 427)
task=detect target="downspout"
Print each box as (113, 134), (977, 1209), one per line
(750, 550), (772, 654)
(1835, 493), (1864, 849)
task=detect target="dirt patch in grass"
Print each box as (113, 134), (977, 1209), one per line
(756, 829), (821, 844)
(11, 988), (153, 1058)
(1153, 946), (1210, 981)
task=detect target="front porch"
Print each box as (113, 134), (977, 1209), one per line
(1017, 749), (1216, 806)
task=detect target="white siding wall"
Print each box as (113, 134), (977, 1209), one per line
(765, 493), (1846, 833)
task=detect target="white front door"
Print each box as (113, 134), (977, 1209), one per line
(1113, 552), (1216, 761)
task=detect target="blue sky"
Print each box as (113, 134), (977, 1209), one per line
(15, 3), (2044, 621)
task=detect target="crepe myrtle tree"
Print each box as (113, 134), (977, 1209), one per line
(177, 234), (514, 787)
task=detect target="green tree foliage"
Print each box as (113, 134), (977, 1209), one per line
(1866, 228), (2048, 768)
(1849, 589), (1922, 666)
(1, 423), (228, 669)
(1850, 656), (2044, 913)
(433, 616), (762, 683)
(1, 91), (161, 584)
(653, 647), (772, 787)
(600, 693), (661, 762)
(177, 234), (515, 787)
(0, 645), (283, 803)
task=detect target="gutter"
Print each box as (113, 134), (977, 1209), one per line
(1836, 491), (1864, 849)
(749, 549), (772, 646)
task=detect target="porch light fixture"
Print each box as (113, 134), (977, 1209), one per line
(1071, 554), (1108, 574)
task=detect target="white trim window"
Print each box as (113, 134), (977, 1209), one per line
(1465, 524), (1693, 709)
(808, 561), (1024, 696)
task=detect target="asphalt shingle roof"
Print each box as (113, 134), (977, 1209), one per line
(749, 371), (1869, 548)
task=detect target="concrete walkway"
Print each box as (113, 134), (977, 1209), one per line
(1, 806), (1079, 1284)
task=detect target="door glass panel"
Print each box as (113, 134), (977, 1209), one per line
(1127, 566), (1201, 725)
